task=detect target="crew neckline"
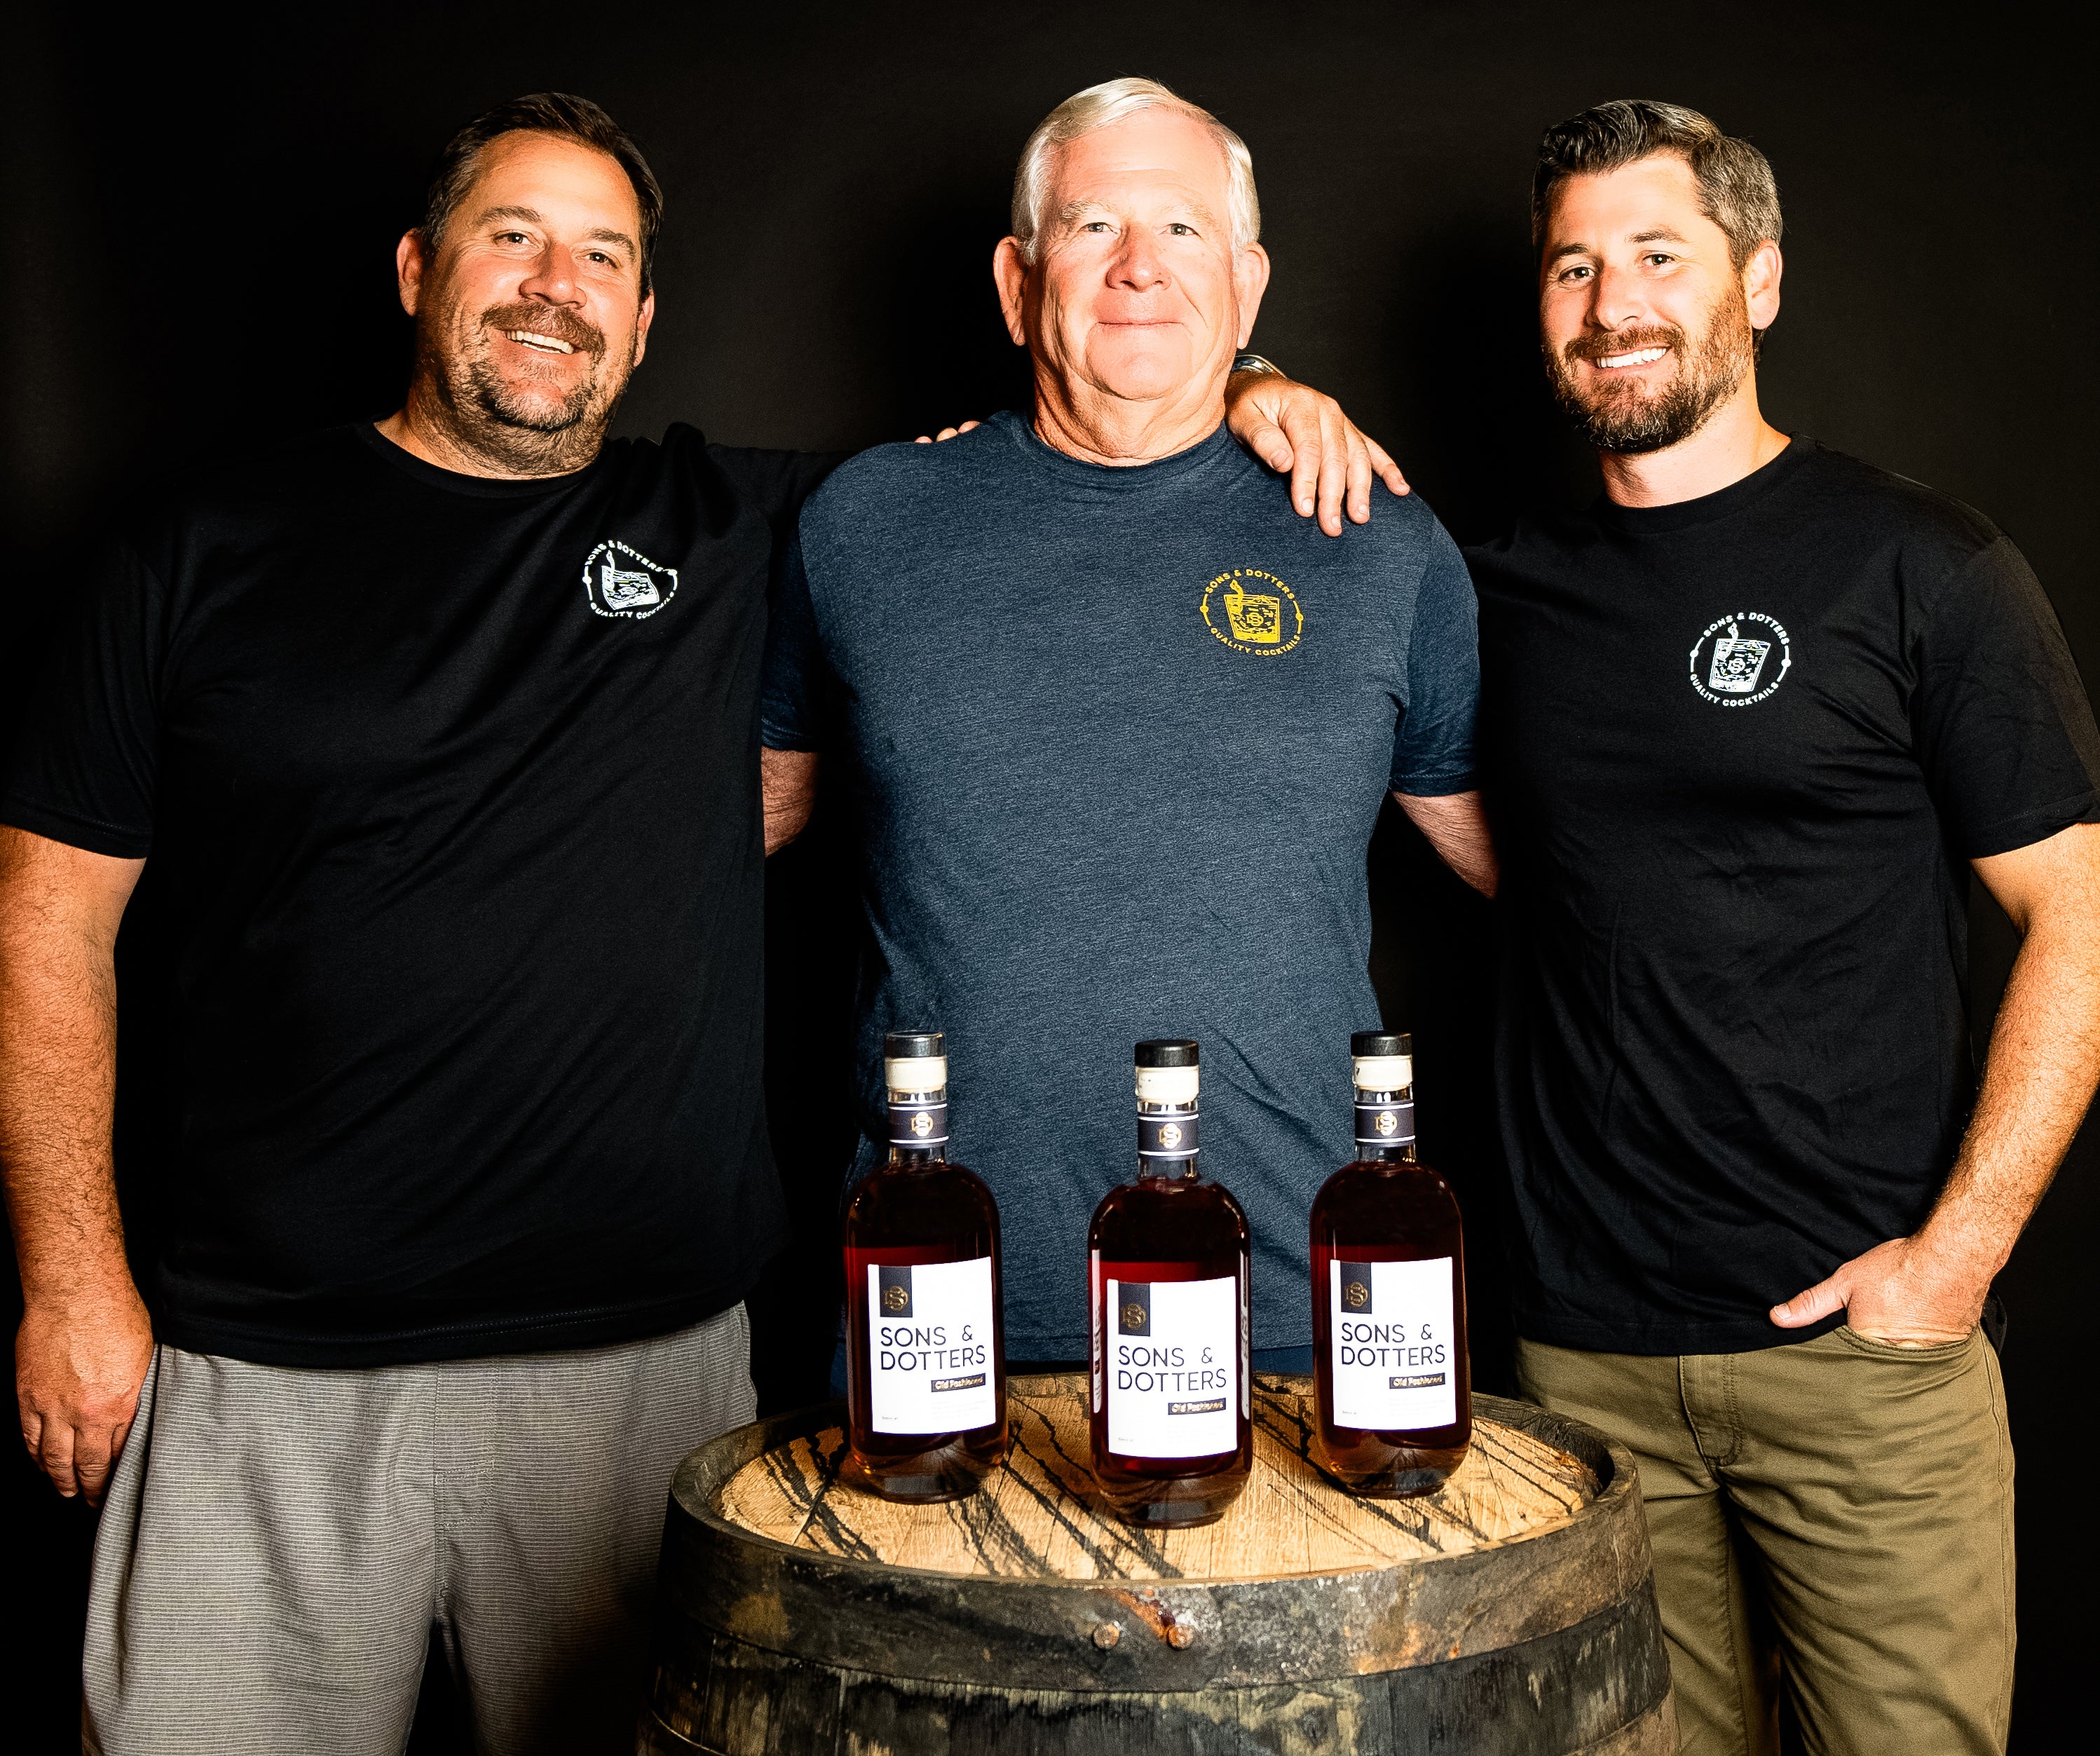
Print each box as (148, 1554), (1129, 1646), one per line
(353, 421), (610, 500)
(994, 407), (1238, 489)
(1592, 435), (1813, 536)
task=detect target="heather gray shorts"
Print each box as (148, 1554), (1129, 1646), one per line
(82, 1304), (754, 1756)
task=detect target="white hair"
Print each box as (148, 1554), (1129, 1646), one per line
(1009, 76), (1261, 264)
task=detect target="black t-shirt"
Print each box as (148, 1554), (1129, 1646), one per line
(1470, 438), (2100, 1354)
(1, 423), (836, 1366)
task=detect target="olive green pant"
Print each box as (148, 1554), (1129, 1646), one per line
(1515, 1327), (2014, 1756)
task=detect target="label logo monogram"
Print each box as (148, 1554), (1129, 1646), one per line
(909, 1111), (934, 1138)
(582, 540), (679, 620)
(1201, 569), (1304, 656)
(1689, 611), (1792, 707)
(1375, 1111), (1398, 1136)
(882, 1284), (910, 1312)
(1344, 1278), (1371, 1311)
(1156, 1122), (1182, 1149)
(1119, 1288), (1152, 1336)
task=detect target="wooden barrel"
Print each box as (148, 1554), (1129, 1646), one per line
(640, 1373), (1673, 1755)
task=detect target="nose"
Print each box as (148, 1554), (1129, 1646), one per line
(1587, 261), (1649, 332)
(1107, 226), (1170, 294)
(516, 242), (587, 308)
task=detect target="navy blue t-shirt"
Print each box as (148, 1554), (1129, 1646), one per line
(764, 410), (1480, 1359)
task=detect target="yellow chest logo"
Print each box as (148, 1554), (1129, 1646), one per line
(1201, 569), (1304, 655)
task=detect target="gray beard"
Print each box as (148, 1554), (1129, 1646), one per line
(416, 327), (634, 477)
(1548, 292), (1754, 457)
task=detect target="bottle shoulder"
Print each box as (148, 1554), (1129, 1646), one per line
(1311, 1160), (1463, 1232)
(845, 1160), (1002, 1236)
(1090, 1176), (1250, 1250)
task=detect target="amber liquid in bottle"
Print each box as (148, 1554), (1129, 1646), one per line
(842, 1030), (1009, 1502)
(1310, 1032), (1471, 1497)
(1088, 1040), (1252, 1529)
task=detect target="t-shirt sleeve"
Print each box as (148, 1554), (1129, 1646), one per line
(0, 538), (165, 857)
(706, 445), (852, 539)
(1390, 522), (1481, 796)
(761, 529), (824, 753)
(1914, 534), (2100, 858)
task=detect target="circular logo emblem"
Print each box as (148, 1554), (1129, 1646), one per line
(1343, 1279), (1370, 1310)
(1121, 1301), (1148, 1330)
(1156, 1122), (1182, 1149)
(882, 1284), (910, 1313)
(582, 538), (680, 621)
(1689, 611), (1792, 707)
(1374, 1111), (1398, 1136)
(1201, 569), (1304, 655)
(909, 1110), (934, 1138)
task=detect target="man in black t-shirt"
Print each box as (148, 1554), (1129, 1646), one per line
(0, 95), (1398, 1754)
(1471, 102), (2100, 1756)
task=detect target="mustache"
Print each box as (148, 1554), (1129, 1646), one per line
(480, 302), (608, 360)
(1562, 325), (1682, 365)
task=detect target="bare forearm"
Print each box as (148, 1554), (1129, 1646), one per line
(762, 748), (819, 855)
(0, 851), (132, 1300)
(1920, 908), (2100, 1279)
(1393, 789), (1499, 897)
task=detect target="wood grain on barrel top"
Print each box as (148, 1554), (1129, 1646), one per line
(716, 1374), (1593, 1581)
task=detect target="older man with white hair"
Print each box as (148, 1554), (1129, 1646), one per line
(763, 78), (1493, 1375)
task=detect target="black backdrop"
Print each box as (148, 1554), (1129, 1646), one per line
(6, 2), (2093, 1748)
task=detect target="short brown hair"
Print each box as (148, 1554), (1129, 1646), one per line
(1532, 100), (1780, 268)
(420, 93), (664, 293)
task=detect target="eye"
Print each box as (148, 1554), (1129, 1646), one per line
(1557, 264), (1594, 285)
(496, 231), (531, 245)
(1081, 219), (1113, 233)
(1168, 222), (1195, 236)
(1644, 252), (1676, 267)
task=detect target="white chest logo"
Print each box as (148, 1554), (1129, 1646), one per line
(583, 540), (679, 620)
(1689, 611), (1792, 707)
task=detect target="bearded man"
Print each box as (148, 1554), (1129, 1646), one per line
(0, 92), (1393, 1755)
(1471, 100), (2100, 1754)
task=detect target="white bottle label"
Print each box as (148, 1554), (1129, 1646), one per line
(866, 1257), (997, 1434)
(1330, 1257), (1457, 1430)
(1105, 1274), (1239, 1459)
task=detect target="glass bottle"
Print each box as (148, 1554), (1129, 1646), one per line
(841, 1030), (1008, 1501)
(1087, 1040), (1252, 1527)
(1311, 1030), (1471, 1496)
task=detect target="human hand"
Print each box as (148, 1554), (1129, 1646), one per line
(1224, 372), (1409, 534)
(913, 421), (983, 444)
(16, 1278), (153, 1504)
(1768, 1234), (1984, 1347)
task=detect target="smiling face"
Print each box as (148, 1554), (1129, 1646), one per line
(997, 107), (1267, 440)
(399, 130), (655, 473)
(1539, 154), (1778, 455)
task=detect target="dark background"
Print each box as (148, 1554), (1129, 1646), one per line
(6, 1), (2093, 1748)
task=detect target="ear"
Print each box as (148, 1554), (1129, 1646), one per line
(396, 231), (428, 318)
(992, 237), (1031, 348)
(1743, 238), (1782, 332)
(1232, 243), (1272, 350)
(632, 288), (657, 369)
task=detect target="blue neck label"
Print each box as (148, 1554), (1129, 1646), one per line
(888, 1099), (949, 1148)
(1354, 1101), (1415, 1148)
(1138, 1110), (1199, 1160)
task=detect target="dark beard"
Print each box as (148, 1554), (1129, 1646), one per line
(1546, 283), (1754, 456)
(417, 299), (632, 475)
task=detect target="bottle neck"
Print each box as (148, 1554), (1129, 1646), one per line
(885, 1088), (949, 1166)
(1135, 1097), (1200, 1181)
(1354, 1085), (1417, 1163)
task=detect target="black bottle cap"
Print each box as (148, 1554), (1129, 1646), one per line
(1134, 1040), (1199, 1068)
(885, 1030), (944, 1058)
(1351, 1030), (1412, 1056)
